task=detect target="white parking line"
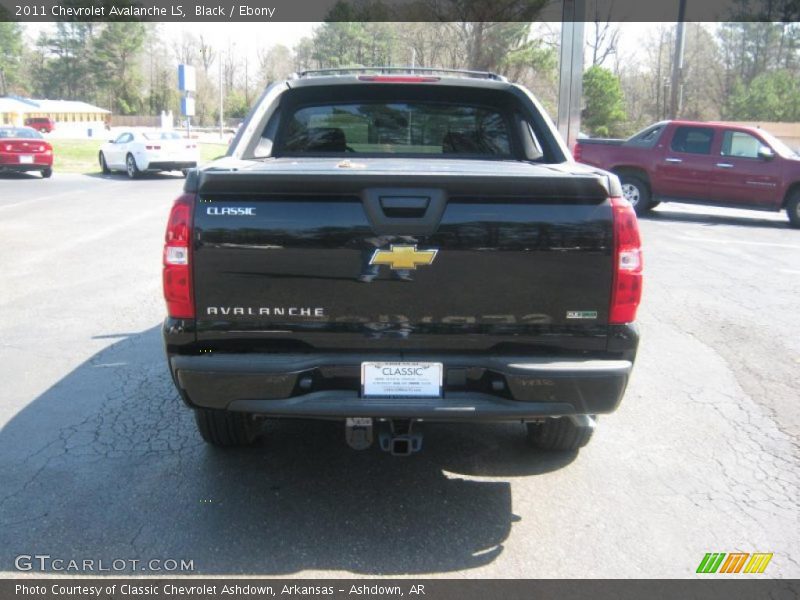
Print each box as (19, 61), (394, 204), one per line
(679, 235), (800, 250)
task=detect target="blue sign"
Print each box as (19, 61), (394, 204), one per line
(178, 65), (196, 93)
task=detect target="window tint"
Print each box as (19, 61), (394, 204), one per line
(670, 126), (714, 155)
(280, 102), (512, 156)
(721, 131), (762, 158)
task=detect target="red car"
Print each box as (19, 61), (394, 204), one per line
(0, 127), (54, 178)
(574, 120), (800, 227)
(24, 116), (55, 133)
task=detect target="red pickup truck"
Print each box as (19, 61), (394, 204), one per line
(574, 120), (800, 227)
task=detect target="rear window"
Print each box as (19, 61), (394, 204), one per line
(0, 128), (42, 139)
(626, 123), (665, 148)
(143, 132), (182, 141)
(279, 102), (512, 156)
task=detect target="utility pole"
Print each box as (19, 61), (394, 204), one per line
(557, 0), (587, 150)
(244, 53), (249, 107)
(218, 56), (223, 139)
(669, 0), (687, 119)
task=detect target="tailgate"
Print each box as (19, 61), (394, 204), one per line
(190, 160), (614, 352)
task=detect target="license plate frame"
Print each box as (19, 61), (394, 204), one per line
(19, 155), (34, 164)
(361, 361), (443, 398)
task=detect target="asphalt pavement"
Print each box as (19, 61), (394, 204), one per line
(0, 172), (798, 578)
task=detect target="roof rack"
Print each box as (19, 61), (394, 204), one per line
(291, 66), (508, 82)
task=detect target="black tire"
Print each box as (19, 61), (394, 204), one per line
(99, 152), (110, 174)
(194, 408), (262, 447)
(618, 174), (652, 215)
(125, 153), (140, 179)
(41, 167), (52, 178)
(786, 191), (800, 228)
(526, 417), (594, 451)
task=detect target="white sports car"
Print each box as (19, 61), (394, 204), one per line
(99, 130), (199, 178)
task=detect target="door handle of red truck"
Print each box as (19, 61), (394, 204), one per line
(716, 163), (734, 168)
(665, 157), (682, 163)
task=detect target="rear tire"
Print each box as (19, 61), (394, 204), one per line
(41, 167), (52, 178)
(194, 409), (262, 447)
(526, 417), (594, 451)
(99, 152), (110, 175)
(125, 153), (140, 179)
(786, 191), (800, 228)
(618, 174), (652, 215)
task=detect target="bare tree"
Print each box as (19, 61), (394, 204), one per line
(222, 39), (239, 93)
(257, 43), (293, 86)
(198, 35), (216, 76)
(172, 31), (198, 66)
(587, 0), (620, 68)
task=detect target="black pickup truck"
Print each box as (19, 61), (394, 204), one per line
(162, 69), (642, 456)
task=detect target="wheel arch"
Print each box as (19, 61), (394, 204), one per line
(782, 181), (800, 208)
(611, 166), (651, 189)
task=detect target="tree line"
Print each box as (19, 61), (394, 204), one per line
(0, 19), (798, 135)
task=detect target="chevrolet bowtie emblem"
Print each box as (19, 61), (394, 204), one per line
(369, 245), (439, 270)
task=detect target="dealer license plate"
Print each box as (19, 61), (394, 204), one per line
(361, 362), (443, 398)
(19, 155), (34, 164)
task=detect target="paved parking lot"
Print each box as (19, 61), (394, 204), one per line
(0, 172), (798, 577)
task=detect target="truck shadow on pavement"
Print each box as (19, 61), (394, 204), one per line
(0, 326), (576, 576)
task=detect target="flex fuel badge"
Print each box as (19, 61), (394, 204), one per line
(567, 311), (598, 320)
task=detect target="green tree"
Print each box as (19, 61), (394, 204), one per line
(582, 65), (627, 137)
(310, 22), (397, 68)
(725, 70), (800, 121)
(0, 22), (24, 96)
(44, 23), (96, 101)
(222, 89), (250, 119)
(91, 22), (147, 114)
(143, 25), (177, 117)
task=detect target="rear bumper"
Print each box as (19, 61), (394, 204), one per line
(168, 352), (634, 421)
(0, 160), (51, 172)
(144, 161), (196, 171)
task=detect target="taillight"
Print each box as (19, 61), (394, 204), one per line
(609, 196), (643, 324)
(573, 142), (582, 162)
(163, 193), (195, 318)
(357, 75), (440, 83)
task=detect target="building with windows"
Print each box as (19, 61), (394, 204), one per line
(0, 96), (110, 134)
